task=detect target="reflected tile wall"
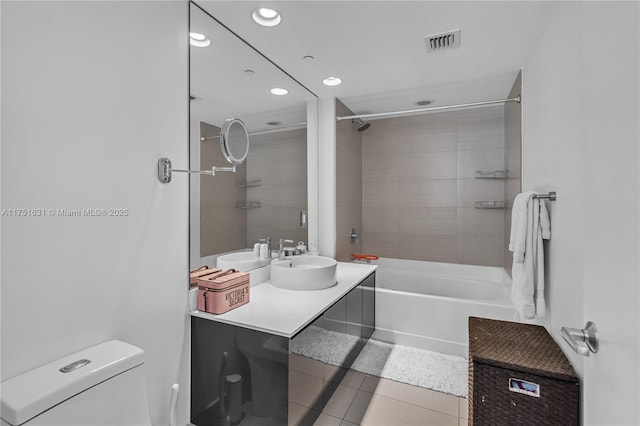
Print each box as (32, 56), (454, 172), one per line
(361, 106), (506, 267)
(246, 128), (307, 248)
(200, 121), (247, 257)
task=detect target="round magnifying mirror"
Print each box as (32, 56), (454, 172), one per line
(220, 118), (250, 165)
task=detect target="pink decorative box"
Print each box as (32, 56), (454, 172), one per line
(197, 269), (250, 314)
(190, 266), (222, 287)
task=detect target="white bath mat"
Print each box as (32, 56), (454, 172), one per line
(290, 326), (468, 397)
(290, 325), (361, 366)
(351, 339), (468, 397)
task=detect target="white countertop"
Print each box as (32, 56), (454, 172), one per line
(191, 262), (377, 338)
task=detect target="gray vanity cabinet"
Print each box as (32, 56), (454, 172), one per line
(190, 271), (375, 426)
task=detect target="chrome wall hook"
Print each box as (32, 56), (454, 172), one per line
(561, 321), (598, 356)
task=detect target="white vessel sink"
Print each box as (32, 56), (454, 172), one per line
(270, 256), (338, 291)
(217, 251), (270, 272)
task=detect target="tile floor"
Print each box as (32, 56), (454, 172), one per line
(289, 354), (468, 426)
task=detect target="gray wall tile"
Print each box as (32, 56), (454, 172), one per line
(456, 179), (505, 208)
(397, 151), (457, 180)
(398, 179), (457, 208)
(457, 208), (505, 237)
(243, 128), (307, 248)
(200, 121), (246, 257)
(358, 105), (512, 267)
(457, 235), (504, 267)
(398, 234), (458, 263)
(398, 207), (457, 236)
(361, 231), (399, 259)
(457, 148), (506, 179)
(363, 206), (399, 233)
(336, 100), (363, 261)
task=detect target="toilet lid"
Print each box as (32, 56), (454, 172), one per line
(0, 341), (144, 426)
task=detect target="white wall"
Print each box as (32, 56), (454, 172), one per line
(522, 1), (639, 423)
(306, 99), (320, 254)
(0, 2), (190, 425)
(521, 0), (586, 372)
(580, 2), (639, 424)
(318, 97), (336, 257)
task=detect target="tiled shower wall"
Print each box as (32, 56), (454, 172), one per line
(335, 100), (363, 262)
(504, 71), (522, 274)
(245, 129), (308, 248)
(200, 121), (247, 257)
(360, 106), (506, 267)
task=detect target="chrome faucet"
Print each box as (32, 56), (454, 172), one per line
(258, 237), (271, 258)
(279, 238), (294, 260)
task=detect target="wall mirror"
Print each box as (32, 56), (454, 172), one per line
(220, 118), (250, 165)
(189, 2), (318, 274)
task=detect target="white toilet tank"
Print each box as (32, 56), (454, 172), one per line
(0, 340), (151, 426)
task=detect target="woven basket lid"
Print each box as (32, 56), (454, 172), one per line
(469, 316), (578, 382)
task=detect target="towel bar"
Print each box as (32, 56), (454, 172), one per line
(533, 191), (557, 201)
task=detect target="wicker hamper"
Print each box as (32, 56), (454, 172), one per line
(468, 317), (579, 426)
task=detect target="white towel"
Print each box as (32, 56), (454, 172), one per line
(509, 191), (536, 263)
(509, 192), (551, 319)
(535, 199), (550, 316)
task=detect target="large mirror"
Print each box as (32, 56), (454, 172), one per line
(189, 3), (317, 273)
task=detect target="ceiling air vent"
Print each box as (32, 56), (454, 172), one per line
(424, 29), (461, 51)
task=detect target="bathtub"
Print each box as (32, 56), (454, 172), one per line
(372, 257), (516, 358)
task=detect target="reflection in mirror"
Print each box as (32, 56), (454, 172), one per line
(288, 273), (376, 425)
(189, 3), (316, 273)
(220, 118), (250, 165)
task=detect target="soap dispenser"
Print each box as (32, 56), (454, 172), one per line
(296, 241), (307, 255)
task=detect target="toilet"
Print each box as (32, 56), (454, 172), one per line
(0, 340), (151, 426)
(235, 329), (288, 418)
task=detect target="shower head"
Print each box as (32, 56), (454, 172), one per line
(352, 118), (371, 132)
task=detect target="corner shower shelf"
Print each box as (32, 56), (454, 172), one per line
(475, 200), (508, 209)
(235, 201), (261, 209)
(235, 179), (262, 188)
(475, 170), (508, 179)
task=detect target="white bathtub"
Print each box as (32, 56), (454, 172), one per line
(372, 258), (516, 358)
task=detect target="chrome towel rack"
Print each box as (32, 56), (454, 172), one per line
(533, 191), (557, 201)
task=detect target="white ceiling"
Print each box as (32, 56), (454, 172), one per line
(195, 1), (552, 115)
(191, 4), (313, 130)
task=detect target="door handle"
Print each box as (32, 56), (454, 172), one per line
(561, 321), (598, 356)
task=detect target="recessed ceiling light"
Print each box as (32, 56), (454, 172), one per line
(416, 99), (435, 106)
(270, 87), (288, 96)
(252, 8), (282, 27)
(322, 77), (342, 87)
(303, 55), (315, 61)
(244, 69), (255, 75)
(189, 32), (211, 48)
(267, 121), (282, 126)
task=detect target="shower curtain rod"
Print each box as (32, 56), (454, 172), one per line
(200, 121), (307, 141)
(336, 95), (521, 122)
